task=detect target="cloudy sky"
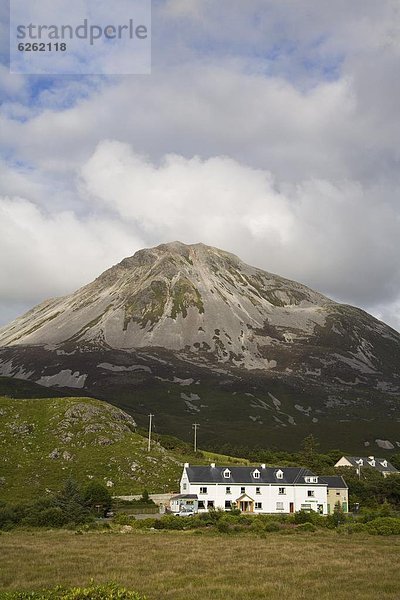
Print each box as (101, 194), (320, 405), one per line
(1, 0), (400, 331)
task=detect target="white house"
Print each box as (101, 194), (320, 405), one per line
(172, 463), (328, 515)
(335, 456), (399, 478)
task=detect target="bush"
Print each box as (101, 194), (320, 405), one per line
(294, 510), (315, 524)
(263, 521), (282, 532)
(154, 515), (187, 530)
(217, 520), (230, 533)
(113, 513), (134, 526)
(296, 522), (317, 532)
(37, 507), (67, 528)
(83, 481), (112, 515)
(345, 523), (367, 535)
(365, 517), (400, 536)
(0, 583), (147, 599)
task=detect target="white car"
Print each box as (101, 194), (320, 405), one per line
(177, 508), (195, 517)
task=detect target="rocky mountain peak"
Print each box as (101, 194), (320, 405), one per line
(0, 241), (399, 452)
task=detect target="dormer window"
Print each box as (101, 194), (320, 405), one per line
(368, 459), (376, 467)
(381, 460), (388, 468)
(223, 469), (231, 478)
(276, 469), (284, 480)
(253, 469), (260, 479)
(305, 476), (318, 483)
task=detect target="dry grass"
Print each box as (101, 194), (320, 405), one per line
(0, 530), (399, 600)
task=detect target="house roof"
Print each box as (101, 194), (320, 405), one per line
(184, 465), (324, 485)
(319, 476), (348, 489)
(171, 494), (198, 500)
(338, 456), (398, 473)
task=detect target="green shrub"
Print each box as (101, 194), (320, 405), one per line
(365, 517), (400, 536)
(0, 582), (146, 599)
(37, 508), (67, 528)
(113, 513), (134, 526)
(154, 515), (186, 530)
(345, 523), (367, 535)
(132, 518), (158, 529)
(294, 510), (314, 524)
(217, 520), (230, 533)
(263, 521), (282, 532)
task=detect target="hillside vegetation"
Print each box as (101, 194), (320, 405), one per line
(0, 394), (184, 502)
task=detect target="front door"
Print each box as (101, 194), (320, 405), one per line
(289, 502), (294, 513)
(239, 500), (254, 513)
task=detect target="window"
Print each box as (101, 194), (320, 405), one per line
(207, 500), (214, 508)
(276, 469), (283, 479)
(241, 487), (245, 494)
(301, 503), (311, 511)
(200, 487), (207, 494)
(225, 500), (232, 509)
(256, 487), (261, 495)
(182, 483), (187, 491)
(253, 469), (260, 479)
(226, 486), (231, 494)
(278, 487), (286, 495)
(198, 501), (205, 509)
(276, 502), (284, 510)
(307, 490), (315, 498)
(305, 476), (318, 483)
(223, 469), (231, 478)
(336, 492), (340, 496)
(255, 502), (262, 510)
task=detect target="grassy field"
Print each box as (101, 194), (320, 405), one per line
(0, 530), (399, 599)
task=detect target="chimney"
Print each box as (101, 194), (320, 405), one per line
(261, 463), (266, 469)
(210, 462), (216, 468)
(184, 462), (189, 468)
(368, 456), (374, 460)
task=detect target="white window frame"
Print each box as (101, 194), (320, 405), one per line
(253, 469), (260, 479)
(276, 502), (284, 511)
(240, 486), (245, 494)
(278, 487), (286, 495)
(307, 490), (315, 497)
(226, 486), (231, 494)
(255, 502), (262, 510)
(200, 486), (207, 494)
(256, 486), (261, 494)
(223, 469), (231, 478)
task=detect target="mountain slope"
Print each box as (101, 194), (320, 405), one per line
(0, 241), (399, 452)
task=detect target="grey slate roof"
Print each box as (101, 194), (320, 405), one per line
(340, 457), (398, 473)
(184, 465), (325, 485)
(171, 494), (198, 500)
(319, 476), (348, 489)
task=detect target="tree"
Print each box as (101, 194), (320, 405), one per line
(140, 489), (150, 504)
(83, 481), (112, 514)
(54, 478), (89, 524)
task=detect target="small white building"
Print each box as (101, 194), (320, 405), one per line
(174, 463), (328, 515)
(335, 456), (399, 478)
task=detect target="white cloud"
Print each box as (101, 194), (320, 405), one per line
(1, 1), (400, 332)
(0, 194), (143, 308)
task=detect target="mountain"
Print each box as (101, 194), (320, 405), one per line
(0, 241), (399, 452)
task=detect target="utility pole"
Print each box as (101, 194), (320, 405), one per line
(192, 423), (200, 453)
(147, 413), (154, 452)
